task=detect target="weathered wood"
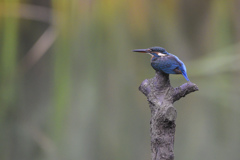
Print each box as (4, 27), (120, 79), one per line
(139, 71), (198, 160)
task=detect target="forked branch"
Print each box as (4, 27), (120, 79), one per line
(139, 71), (198, 160)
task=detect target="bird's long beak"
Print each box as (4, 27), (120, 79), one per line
(132, 49), (150, 53)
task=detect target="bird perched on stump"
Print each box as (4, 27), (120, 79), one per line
(133, 46), (189, 81)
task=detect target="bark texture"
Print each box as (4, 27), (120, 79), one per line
(139, 71), (198, 160)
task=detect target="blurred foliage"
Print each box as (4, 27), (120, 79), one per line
(1, 0), (240, 160)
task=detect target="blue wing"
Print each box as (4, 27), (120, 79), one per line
(151, 54), (189, 81)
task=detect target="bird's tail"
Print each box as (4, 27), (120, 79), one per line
(182, 71), (190, 81)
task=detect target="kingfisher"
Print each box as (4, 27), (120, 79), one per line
(133, 46), (189, 81)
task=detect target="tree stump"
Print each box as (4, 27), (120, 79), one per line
(139, 71), (199, 160)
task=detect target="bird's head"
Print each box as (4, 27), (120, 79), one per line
(132, 46), (169, 58)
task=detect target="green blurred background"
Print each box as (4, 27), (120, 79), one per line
(1, 0), (240, 160)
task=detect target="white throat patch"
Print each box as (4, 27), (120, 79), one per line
(147, 53), (154, 57)
(157, 52), (166, 56)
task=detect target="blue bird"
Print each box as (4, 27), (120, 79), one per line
(133, 46), (189, 81)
